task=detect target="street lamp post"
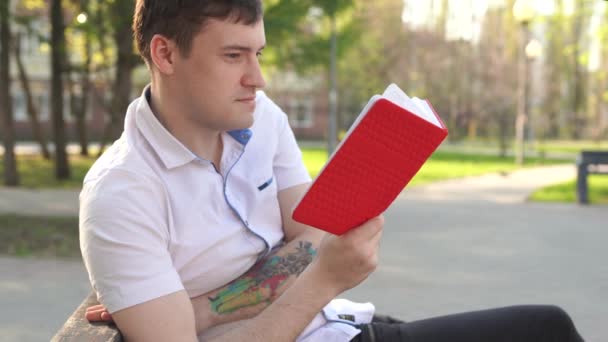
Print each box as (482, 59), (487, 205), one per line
(513, 0), (534, 165)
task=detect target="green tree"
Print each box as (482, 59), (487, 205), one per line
(566, 0), (591, 139)
(591, 4), (608, 141)
(50, 0), (71, 179)
(64, 0), (97, 156)
(96, 0), (141, 156)
(0, 0), (19, 186)
(542, 0), (567, 140)
(13, 25), (51, 159)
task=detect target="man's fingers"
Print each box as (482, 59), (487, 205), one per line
(85, 308), (113, 322)
(100, 311), (113, 321)
(346, 215), (384, 240)
(85, 310), (103, 322)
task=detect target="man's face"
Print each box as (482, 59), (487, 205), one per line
(172, 18), (266, 131)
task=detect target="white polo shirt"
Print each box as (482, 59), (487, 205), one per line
(79, 87), (374, 341)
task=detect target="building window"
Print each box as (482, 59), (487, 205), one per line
(12, 91), (27, 122)
(287, 98), (313, 128)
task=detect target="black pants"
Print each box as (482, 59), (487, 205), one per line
(351, 305), (584, 342)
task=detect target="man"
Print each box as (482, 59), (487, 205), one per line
(80, 1), (584, 341)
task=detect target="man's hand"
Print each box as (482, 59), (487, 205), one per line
(85, 304), (113, 322)
(207, 215), (385, 341)
(310, 215), (384, 296)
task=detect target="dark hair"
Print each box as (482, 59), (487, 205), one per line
(133, 0), (263, 65)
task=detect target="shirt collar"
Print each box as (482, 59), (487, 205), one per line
(228, 129), (253, 145)
(134, 86), (253, 170)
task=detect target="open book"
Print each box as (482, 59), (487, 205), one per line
(292, 84), (448, 235)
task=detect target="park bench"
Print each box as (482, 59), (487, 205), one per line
(52, 292), (122, 341)
(576, 150), (608, 204)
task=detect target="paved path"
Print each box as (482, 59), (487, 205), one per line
(405, 164), (577, 203)
(0, 257), (90, 342)
(1, 165), (606, 341)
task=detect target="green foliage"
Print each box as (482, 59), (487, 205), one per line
(263, 0), (357, 73)
(21, 0), (45, 10)
(536, 140), (606, 154)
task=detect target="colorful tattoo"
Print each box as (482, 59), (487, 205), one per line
(208, 241), (317, 314)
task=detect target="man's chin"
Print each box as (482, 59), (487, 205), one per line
(230, 113), (255, 131)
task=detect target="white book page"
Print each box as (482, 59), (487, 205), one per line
(412, 97), (440, 127)
(383, 84), (441, 127)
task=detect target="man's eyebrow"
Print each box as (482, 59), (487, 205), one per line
(222, 44), (266, 52)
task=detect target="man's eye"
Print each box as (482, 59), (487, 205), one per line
(256, 51), (263, 58)
(226, 53), (241, 59)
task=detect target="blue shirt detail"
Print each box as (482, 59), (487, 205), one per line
(228, 129), (253, 145)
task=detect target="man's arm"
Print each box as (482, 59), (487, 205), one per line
(191, 183), (324, 332)
(88, 183), (383, 340)
(278, 183), (325, 243)
(87, 184), (325, 330)
(108, 215), (383, 342)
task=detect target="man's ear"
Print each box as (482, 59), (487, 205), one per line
(150, 34), (177, 75)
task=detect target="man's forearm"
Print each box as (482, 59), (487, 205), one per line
(207, 259), (339, 342)
(191, 230), (323, 334)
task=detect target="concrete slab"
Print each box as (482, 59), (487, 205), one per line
(0, 257), (90, 342)
(345, 199), (607, 341)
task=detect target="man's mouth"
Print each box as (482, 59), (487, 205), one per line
(236, 96), (256, 103)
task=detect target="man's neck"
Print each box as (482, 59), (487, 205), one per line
(148, 83), (223, 167)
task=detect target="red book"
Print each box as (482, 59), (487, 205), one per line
(292, 84), (448, 235)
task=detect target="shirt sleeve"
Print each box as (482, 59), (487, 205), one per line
(79, 169), (184, 313)
(273, 110), (312, 191)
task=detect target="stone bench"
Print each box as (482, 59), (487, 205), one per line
(52, 292), (122, 341)
(576, 150), (608, 204)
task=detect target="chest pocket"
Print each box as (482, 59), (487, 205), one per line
(252, 171), (278, 202)
(256, 175), (274, 191)
(248, 171), (283, 247)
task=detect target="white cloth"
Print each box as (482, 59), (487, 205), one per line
(79, 87), (374, 342)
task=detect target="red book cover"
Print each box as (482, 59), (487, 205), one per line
(292, 84), (448, 235)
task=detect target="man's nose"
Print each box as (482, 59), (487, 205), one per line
(243, 57), (266, 90)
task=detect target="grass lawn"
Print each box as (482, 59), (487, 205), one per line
(530, 175), (608, 204)
(441, 139), (607, 154)
(0, 215), (80, 259)
(535, 140), (607, 154)
(303, 148), (565, 186)
(0, 154), (96, 189)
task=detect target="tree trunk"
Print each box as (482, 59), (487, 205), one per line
(14, 33), (51, 160)
(94, 2), (111, 157)
(76, 0), (91, 157)
(98, 0), (137, 157)
(67, 64), (90, 157)
(0, 0), (19, 186)
(568, 0), (589, 140)
(51, 0), (70, 179)
(110, 8), (136, 140)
